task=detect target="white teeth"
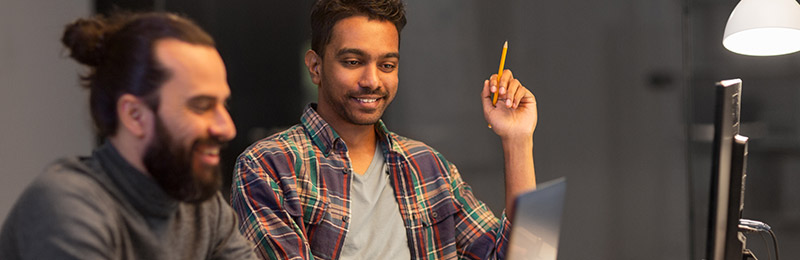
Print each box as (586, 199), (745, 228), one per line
(356, 98), (378, 103)
(203, 148), (219, 155)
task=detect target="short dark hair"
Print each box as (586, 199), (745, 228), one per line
(310, 0), (407, 57)
(61, 12), (214, 138)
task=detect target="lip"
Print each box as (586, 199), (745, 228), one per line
(350, 96), (383, 109)
(193, 144), (221, 166)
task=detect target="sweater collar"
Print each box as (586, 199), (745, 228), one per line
(93, 141), (179, 218)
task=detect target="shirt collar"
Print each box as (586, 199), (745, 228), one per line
(300, 103), (396, 157)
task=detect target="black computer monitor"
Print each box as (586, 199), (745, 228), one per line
(706, 79), (749, 260)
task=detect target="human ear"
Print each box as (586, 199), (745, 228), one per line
(117, 94), (154, 139)
(304, 50), (322, 85)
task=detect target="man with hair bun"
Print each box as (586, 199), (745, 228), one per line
(231, 0), (537, 259)
(0, 12), (256, 260)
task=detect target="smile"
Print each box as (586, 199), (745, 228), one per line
(355, 97), (378, 103)
(201, 147), (220, 156)
(193, 142), (223, 167)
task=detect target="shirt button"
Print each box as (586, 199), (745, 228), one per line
(342, 215), (349, 222)
(431, 212), (439, 219)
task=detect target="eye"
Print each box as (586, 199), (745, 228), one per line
(341, 59), (361, 67)
(380, 63), (397, 72)
(188, 97), (216, 113)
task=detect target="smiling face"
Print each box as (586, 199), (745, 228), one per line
(143, 39), (236, 202)
(312, 15), (400, 128)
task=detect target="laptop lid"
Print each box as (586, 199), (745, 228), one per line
(506, 177), (567, 260)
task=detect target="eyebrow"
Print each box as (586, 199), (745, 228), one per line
(336, 48), (365, 57)
(383, 52), (400, 60)
(335, 48), (400, 60)
(188, 95), (217, 103)
(186, 95), (221, 107)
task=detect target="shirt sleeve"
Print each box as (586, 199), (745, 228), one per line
(445, 162), (512, 260)
(230, 149), (314, 260)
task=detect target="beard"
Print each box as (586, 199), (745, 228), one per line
(322, 87), (392, 126)
(143, 117), (224, 204)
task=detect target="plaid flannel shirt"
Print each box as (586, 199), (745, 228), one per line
(231, 104), (511, 260)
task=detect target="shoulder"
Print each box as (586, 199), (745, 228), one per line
(238, 124), (307, 161)
(234, 124), (312, 179)
(386, 132), (459, 183)
(26, 157), (114, 210)
(0, 157), (117, 258)
(388, 132), (448, 163)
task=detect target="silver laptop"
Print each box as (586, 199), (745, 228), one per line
(506, 177), (567, 260)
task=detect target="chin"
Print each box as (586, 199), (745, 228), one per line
(351, 110), (385, 125)
(351, 117), (381, 125)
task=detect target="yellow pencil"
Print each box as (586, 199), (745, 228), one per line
(491, 41), (508, 106)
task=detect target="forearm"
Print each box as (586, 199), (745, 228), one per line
(501, 136), (535, 219)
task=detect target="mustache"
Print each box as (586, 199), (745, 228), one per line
(349, 88), (388, 97)
(192, 136), (229, 149)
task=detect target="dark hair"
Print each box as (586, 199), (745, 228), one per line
(61, 12), (215, 138)
(310, 0), (407, 57)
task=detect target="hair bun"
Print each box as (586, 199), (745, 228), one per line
(61, 17), (108, 67)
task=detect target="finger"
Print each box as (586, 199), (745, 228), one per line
(482, 79), (491, 98)
(517, 90), (537, 110)
(519, 94), (536, 105)
(498, 69), (514, 95)
(489, 74), (498, 93)
(513, 83), (528, 108)
(504, 78), (521, 108)
(482, 79), (494, 111)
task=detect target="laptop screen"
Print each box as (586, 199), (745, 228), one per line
(506, 177), (567, 260)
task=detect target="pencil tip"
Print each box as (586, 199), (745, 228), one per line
(503, 41), (508, 47)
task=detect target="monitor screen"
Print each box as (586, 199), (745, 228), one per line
(706, 79), (749, 260)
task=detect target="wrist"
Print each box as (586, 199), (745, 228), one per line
(500, 135), (533, 147)
(501, 135), (533, 161)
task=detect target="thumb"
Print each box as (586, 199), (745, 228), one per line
(482, 79), (495, 113)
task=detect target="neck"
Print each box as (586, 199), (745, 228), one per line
(333, 124), (377, 174)
(315, 106), (379, 174)
(328, 119), (377, 153)
(108, 135), (150, 176)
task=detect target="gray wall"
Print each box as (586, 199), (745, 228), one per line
(388, 0), (689, 259)
(0, 0), (93, 222)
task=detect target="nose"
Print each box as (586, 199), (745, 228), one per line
(209, 105), (236, 141)
(358, 64), (381, 90)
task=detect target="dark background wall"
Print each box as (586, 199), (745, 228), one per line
(688, 0), (800, 259)
(3, 0), (800, 259)
(94, 0), (314, 201)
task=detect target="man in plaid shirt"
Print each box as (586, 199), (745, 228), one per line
(231, 0), (538, 259)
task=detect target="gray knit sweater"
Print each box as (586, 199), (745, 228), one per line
(0, 143), (256, 260)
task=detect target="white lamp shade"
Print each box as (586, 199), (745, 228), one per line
(723, 0), (800, 56)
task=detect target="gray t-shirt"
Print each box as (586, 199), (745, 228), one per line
(339, 144), (411, 259)
(0, 143), (256, 260)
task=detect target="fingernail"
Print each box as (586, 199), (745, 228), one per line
(491, 86), (496, 92)
(506, 99), (512, 107)
(500, 87), (506, 95)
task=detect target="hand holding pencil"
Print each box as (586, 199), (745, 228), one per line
(482, 41), (538, 139)
(482, 42), (538, 215)
(491, 41), (508, 106)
